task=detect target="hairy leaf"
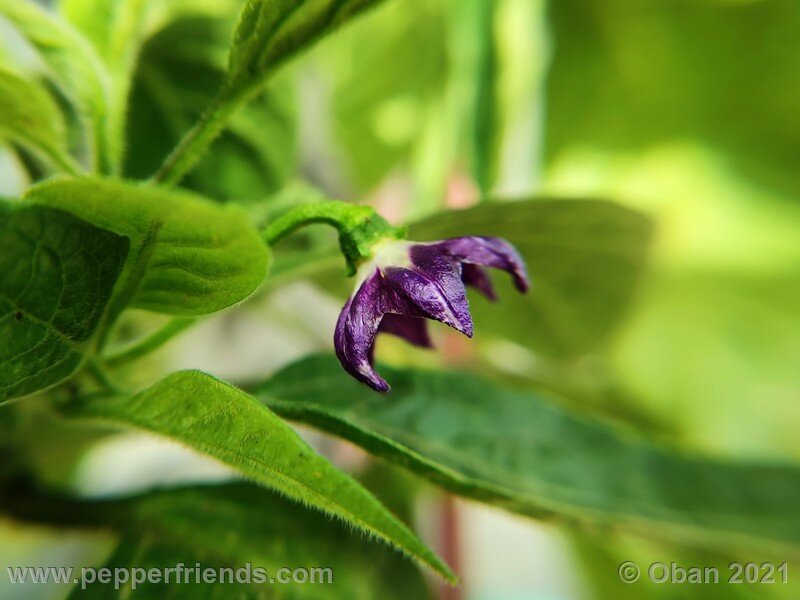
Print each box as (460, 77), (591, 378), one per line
(25, 177), (270, 315)
(224, 0), (387, 96)
(0, 68), (76, 174)
(411, 199), (652, 358)
(0, 0), (110, 169)
(0, 201), (129, 403)
(65, 484), (431, 599)
(255, 354), (800, 552)
(65, 371), (454, 582)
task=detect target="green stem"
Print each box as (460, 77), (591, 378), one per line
(104, 317), (198, 367)
(149, 88), (250, 186)
(262, 201), (404, 275)
(262, 201), (376, 245)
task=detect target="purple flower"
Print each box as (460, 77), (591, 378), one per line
(335, 237), (529, 391)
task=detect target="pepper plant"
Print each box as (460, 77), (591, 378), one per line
(1, 0), (799, 598)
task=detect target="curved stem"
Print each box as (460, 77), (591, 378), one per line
(262, 201), (403, 276)
(261, 201), (376, 245)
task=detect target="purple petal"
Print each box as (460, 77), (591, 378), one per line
(378, 314), (433, 348)
(334, 270), (390, 392)
(429, 236), (529, 293)
(384, 246), (474, 337)
(461, 263), (497, 301)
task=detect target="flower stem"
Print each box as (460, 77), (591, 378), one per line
(262, 201), (405, 275)
(262, 201), (376, 245)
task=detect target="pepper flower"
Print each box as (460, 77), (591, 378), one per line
(262, 201), (529, 392)
(335, 237), (529, 391)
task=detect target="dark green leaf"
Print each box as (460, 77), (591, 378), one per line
(255, 354), (800, 552)
(125, 14), (296, 201)
(59, 0), (255, 175)
(410, 199), (652, 358)
(0, 201), (129, 402)
(25, 177), (270, 315)
(66, 484), (432, 599)
(65, 370), (454, 582)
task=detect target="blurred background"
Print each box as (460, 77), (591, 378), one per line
(2, 0), (800, 598)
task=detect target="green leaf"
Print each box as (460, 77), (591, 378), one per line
(0, 201), (129, 403)
(125, 14), (296, 201)
(0, 67), (79, 174)
(224, 0), (388, 96)
(25, 177), (270, 316)
(410, 199), (652, 358)
(65, 371), (455, 582)
(0, 0), (110, 170)
(58, 0), (237, 59)
(152, 0), (381, 186)
(255, 354), (800, 552)
(57, 0), (244, 174)
(65, 484), (432, 599)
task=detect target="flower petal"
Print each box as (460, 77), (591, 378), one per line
(334, 270), (391, 392)
(384, 245), (474, 337)
(429, 236), (529, 293)
(378, 313), (433, 348)
(461, 263), (497, 301)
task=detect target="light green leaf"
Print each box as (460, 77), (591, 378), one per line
(65, 371), (455, 582)
(0, 0), (110, 170)
(25, 177), (270, 316)
(225, 0), (388, 96)
(0, 201), (129, 403)
(0, 67), (79, 174)
(410, 199), (652, 359)
(66, 484), (432, 599)
(255, 354), (800, 553)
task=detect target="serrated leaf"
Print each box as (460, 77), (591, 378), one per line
(0, 0), (110, 169)
(224, 0), (388, 96)
(64, 371), (455, 582)
(25, 177), (270, 316)
(255, 354), (800, 553)
(0, 201), (129, 403)
(0, 67), (77, 174)
(410, 199), (652, 359)
(125, 14), (296, 201)
(66, 484), (432, 599)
